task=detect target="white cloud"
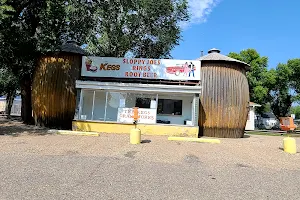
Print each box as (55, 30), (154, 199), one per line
(181, 0), (221, 28)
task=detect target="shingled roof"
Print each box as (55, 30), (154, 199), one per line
(198, 48), (250, 70)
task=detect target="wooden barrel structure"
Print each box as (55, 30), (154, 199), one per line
(198, 48), (250, 138)
(32, 41), (86, 129)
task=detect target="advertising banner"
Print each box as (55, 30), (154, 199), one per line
(117, 108), (156, 124)
(82, 56), (201, 81)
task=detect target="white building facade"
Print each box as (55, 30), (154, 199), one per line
(72, 57), (202, 136)
(245, 102), (261, 131)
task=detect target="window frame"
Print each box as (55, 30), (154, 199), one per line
(157, 99), (183, 116)
(76, 89), (195, 126)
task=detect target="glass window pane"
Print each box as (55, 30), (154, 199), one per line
(157, 94), (193, 125)
(135, 98), (151, 108)
(120, 93), (157, 124)
(125, 93), (157, 109)
(106, 92), (157, 122)
(81, 90), (94, 120)
(105, 92), (124, 121)
(93, 91), (106, 121)
(157, 99), (182, 115)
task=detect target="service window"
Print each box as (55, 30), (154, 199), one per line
(157, 99), (182, 115)
(135, 98), (151, 108)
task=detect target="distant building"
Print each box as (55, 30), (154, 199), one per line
(0, 96), (21, 116)
(245, 102), (261, 131)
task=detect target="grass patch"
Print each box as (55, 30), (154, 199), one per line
(246, 132), (300, 137)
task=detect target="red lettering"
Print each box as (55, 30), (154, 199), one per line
(131, 66), (151, 71)
(147, 60), (160, 65)
(128, 72), (141, 77)
(125, 72), (141, 77)
(142, 72), (158, 78)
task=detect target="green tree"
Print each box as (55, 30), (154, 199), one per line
(1, 0), (189, 125)
(0, 0), (96, 124)
(0, 0), (14, 20)
(228, 49), (276, 114)
(87, 0), (189, 58)
(270, 63), (293, 118)
(287, 59), (300, 101)
(290, 106), (300, 119)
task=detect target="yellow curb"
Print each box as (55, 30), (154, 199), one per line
(168, 137), (221, 144)
(56, 130), (100, 137)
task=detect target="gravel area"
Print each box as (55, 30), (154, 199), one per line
(0, 117), (300, 199)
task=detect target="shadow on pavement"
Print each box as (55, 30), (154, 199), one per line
(141, 140), (151, 144)
(0, 116), (50, 136)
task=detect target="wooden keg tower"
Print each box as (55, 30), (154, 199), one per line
(32, 41), (86, 129)
(198, 48), (250, 138)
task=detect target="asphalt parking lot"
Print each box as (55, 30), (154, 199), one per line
(0, 118), (300, 200)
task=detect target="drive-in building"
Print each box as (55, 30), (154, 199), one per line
(72, 56), (202, 137)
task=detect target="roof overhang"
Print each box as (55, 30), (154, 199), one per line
(76, 80), (201, 94)
(249, 102), (261, 107)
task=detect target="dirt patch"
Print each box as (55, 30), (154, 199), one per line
(124, 151), (138, 159)
(184, 154), (200, 163)
(0, 116), (50, 136)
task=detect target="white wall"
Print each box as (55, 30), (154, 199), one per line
(245, 107), (255, 130)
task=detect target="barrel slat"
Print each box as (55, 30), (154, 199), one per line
(199, 62), (249, 138)
(32, 54), (81, 129)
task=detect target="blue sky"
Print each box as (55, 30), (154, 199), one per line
(172, 0), (300, 69)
